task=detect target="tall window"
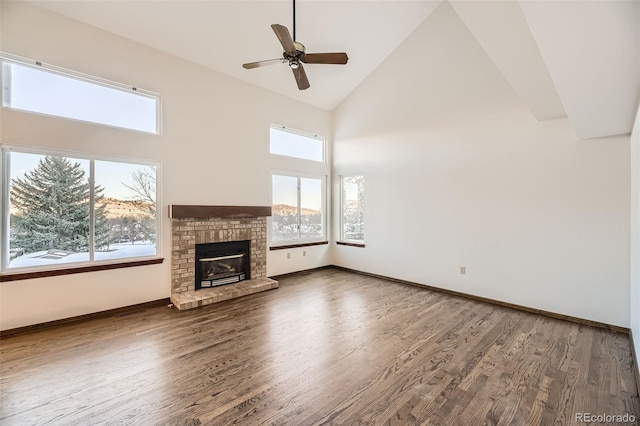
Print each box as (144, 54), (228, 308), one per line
(341, 175), (365, 243)
(1, 54), (159, 134)
(270, 125), (324, 162)
(270, 124), (327, 246)
(2, 147), (160, 270)
(271, 174), (325, 244)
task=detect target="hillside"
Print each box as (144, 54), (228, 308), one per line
(100, 197), (154, 219)
(272, 203), (320, 216)
(9, 197), (153, 219)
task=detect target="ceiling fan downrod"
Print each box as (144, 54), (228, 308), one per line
(292, 0), (296, 42)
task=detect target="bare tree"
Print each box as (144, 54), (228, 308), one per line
(121, 167), (157, 243)
(123, 168), (156, 216)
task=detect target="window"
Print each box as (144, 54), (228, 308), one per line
(270, 125), (324, 162)
(1, 53), (159, 134)
(269, 124), (327, 247)
(271, 173), (325, 244)
(2, 147), (160, 271)
(341, 175), (365, 243)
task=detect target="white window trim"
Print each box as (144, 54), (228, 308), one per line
(0, 144), (162, 273)
(0, 52), (162, 135)
(271, 170), (327, 247)
(340, 174), (365, 244)
(269, 124), (326, 163)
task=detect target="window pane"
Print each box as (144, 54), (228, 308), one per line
(8, 152), (91, 268)
(272, 174), (299, 242)
(2, 62), (158, 134)
(342, 176), (364, 241)
(95, 161), (157, 260)
(300, 177), (323, 240)
(270, 127), (324, 162)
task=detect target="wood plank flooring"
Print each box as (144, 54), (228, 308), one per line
(1, 268), (638, 425)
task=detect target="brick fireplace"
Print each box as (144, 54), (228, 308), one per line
(169, 205), (278, 310)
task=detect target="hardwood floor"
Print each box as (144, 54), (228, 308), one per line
(1, 268), (638, 425)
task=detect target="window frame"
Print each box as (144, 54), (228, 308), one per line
(340, 174), (365, 245)
(0, 144), (162, 273)
(0, 52), (161, 135)
(269, 124), (326, 163)
(270, 171), (327, 247)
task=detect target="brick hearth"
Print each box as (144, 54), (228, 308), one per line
(170, 277), (278, 310)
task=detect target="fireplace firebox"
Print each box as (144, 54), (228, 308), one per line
(195, 240), (250, 290)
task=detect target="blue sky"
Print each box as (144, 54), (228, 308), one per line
(4, 62), (157, 134)
(10, 151), (155, 200)
(270, 127), (323, 162)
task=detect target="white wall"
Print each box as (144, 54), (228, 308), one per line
(332, 2), (630, 327)
(630, 0), (640, 361)
(631, 103), (640, 355)
(0, 1), (331, 330)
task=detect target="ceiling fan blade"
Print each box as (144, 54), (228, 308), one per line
(292, 64), (310, 90)
(271, 24), (296, 54)
(301, 52), (349, 65)
(242, 58), (285, 69)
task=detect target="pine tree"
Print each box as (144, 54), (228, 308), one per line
(10, 155), (110, 254)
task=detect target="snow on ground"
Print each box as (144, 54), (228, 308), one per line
(9, 243), (157, 268)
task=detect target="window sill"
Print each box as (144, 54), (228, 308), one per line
(0, 258), (164, 282)
(336, 241), (366, 248)
(270, 241), (329, 251)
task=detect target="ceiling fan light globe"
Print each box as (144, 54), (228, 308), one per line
(290, 61), (300, 69)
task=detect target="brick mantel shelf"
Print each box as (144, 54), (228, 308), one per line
(169, 205), (271, 219)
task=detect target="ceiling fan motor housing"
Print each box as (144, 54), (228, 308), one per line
(285, 42), (306, 69)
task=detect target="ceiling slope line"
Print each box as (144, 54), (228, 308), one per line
(449, 0), (566, 123)
(519, 0), (640, 140)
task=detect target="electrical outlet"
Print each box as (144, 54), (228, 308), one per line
(303, 250), (306, 257)
(287, 252), (291, 259)
(460, 266), (466, 275)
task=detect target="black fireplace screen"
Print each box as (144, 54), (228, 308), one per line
(195, 240), (250, 290)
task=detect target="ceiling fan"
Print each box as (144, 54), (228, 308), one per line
(242, 0), (349, 90)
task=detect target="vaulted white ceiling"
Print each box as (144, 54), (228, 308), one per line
(27, 0), (640, 139)
(28, 0), (443, 111)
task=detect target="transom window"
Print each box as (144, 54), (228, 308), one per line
(1, 147), (160, 271)
(270, 125), (325, 162)
(1, 53), (160, 134)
